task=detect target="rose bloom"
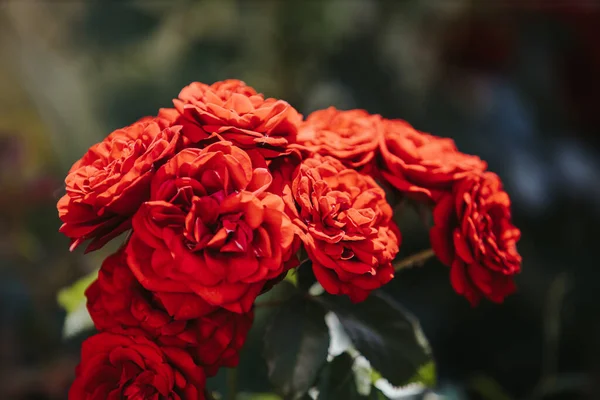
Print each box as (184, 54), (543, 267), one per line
(57, 118), (181, 252)
(298, 107), (383, 168)
(161, 79), (302, 158)
(87, 250), (254, 376)
(430, 172), (522, 305)
(266, 151), (304, 232)
(126, 141), (296, 313)
(378, 119), (487, 202)
(87, 249), (214, 336)
(190, 307), (253, 376)
(69, 332), (206, 399)
(292, 155), (400, 302)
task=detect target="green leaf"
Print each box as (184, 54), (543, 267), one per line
(57, 270), (97, 313)
(352, 356), (374, 396)
(264, 296), (330, 400)
(407, 361), (436, 387)
(317, 354), (389, 400)
(255, 281), (299, 320)
(62, 300), (95, 338)
(370, 370), (382, 383)
(58, 270), (97, 338)
(318, 353), (365, 400)
(316, 292), (435, 388)
(368, 389), (388, 400)
(284, 269), (298, 287)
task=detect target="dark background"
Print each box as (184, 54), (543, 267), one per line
(1, 1), (599, 399)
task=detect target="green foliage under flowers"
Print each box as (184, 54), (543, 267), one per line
(57, 270), (97, 314)
(314, 292), (434, 388)
(57, 270), (97, 338)
(284, 269), (299, 287)
(259, 262), (435, 399)
(318, 353), (388, 400)
(264, 296), (330, 400)
(58, 262), (435, 398)
(409, 361), (436, 388)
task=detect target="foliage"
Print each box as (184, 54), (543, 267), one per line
(57, 271), (97, 338)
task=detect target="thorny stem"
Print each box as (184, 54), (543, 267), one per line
(393, 248), (436, 271)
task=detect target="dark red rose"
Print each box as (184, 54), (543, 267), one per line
(58, 118), (181, 252)
(378, 119), (487, 202)
(190, 307), (254, 377)
(126, 141), (296, 313)
(163, 79), (302, 158)
(430, 172), (521, 305)
(69, 332), (206, 399)
(292, 155), (400, 302)
(297, 107), (383, 168)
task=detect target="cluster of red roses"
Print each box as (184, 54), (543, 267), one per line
(58, 80), (521, 399)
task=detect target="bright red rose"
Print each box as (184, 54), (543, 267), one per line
(378, 119), (487, 202)
(86, 249), (215, 337)
(164, 79), (302, 158)
(156, 108), (181, 130)
(266, 151), (304, 233)
(126, 142), (296, 313)
(292, 155), (400, 302)
(298, 107), (383, 168)
(86, 250), (254, 376)
(69, 333), (206, 400)
(430, 172), (522, 305)
(58, 118), (181, 252)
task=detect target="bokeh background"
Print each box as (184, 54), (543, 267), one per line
(1, 1), (599, 399)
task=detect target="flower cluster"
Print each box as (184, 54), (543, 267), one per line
(375, 119), (521, 305)
(59, 80), (521, 398)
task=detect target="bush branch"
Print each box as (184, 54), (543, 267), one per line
(394, 248), (436, 271)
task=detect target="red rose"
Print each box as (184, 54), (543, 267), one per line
(378, 119), (487, 202)
(266, 151), (304, 232)
(165, 79), (302, 158)
(86, 249), (215, 338)
(292, 155), (400, 302)
(57, 118), (181, 252)
(191, 307), (254, 377)
(86, 250), (254, 376)
(126, 141), (296, 313)
(430, 172), (522, 304)
(298, 107), (383, 168)
(69, 332), (206, 399)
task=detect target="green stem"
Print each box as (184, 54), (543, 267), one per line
(393, 248), (435, 271)
(227, 367), (238, 400)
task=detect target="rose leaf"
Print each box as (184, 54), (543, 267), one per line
(316, 291), (435, 388)
(263, 296), (330, 400)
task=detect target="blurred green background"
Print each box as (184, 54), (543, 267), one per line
(1, 1), (599, 399)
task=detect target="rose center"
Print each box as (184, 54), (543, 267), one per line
(184, 207), (253, 254)
(118, 363), (159, 400)
(123, 381), (158, 400)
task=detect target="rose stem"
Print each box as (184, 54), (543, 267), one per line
(393, 248), (435, 271)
